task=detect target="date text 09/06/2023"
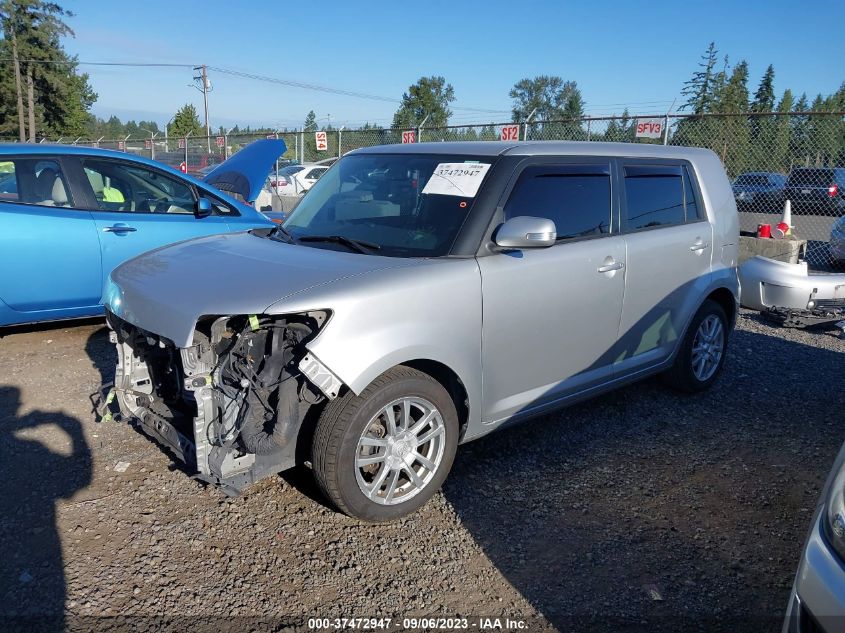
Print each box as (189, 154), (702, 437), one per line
(307, 617), (529, 630)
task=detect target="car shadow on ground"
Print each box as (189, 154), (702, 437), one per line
(0, 385), (92, 631)
(442, 323), (843, 632)
(85, 325), (116, 389)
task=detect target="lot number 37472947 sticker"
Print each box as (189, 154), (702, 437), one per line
(421, 163), (491, 198)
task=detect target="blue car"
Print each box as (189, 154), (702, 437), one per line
(0, 139), (286, 327)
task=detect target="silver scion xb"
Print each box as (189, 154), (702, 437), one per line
(104, 141), (740, 521)
(783, 440), (845, 633)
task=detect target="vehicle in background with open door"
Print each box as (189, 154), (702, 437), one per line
(0, 139), (286, 327)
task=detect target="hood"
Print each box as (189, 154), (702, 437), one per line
(105, 231), (414, 347)
(204, 139), (287, 203)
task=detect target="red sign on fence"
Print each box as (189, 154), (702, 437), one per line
(117, 140), (125, 151)
(315, 131), (328, 151)
(402, 130), (416, 144)
(179, 161), (187, 174)
(178, 137), (186, 149)
(216, 136), (225, 148)
(635, 118), (664, 139)
(500, 124), (520, 142)
(144, 139), (152, 150)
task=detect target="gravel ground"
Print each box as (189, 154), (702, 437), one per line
(0, 310), (842, 632)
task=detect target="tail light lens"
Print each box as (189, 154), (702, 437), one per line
(829, 184), (839, 197)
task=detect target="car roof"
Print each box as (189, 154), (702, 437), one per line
(0, 143), (211, 187)
(347, 140), (718, 160)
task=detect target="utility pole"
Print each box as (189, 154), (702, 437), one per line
(9, 9), (26, 142)
(193, 64), (211, 152)
(26, 66), (35, 142)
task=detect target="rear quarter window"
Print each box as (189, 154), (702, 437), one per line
(623, 165), (685, 230)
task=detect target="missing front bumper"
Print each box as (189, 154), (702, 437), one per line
(106, 312), (331, 494)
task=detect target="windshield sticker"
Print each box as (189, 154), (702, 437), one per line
(422, 162), (491, 197)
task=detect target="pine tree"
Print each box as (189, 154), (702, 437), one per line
(680, 42), (719, 114)
(750, 65), (776, 112)
(773, 89), (794, 172)
(169, 104), (202, 138)
(713, 60), (750, 176)
(749, 64), (777, 166)
(0, 0), (96, 139)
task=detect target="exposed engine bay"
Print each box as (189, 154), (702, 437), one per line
(106, 311), (336, 494)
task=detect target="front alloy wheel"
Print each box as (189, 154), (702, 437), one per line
(355, 397), (446, 506)
(312, 366), (458, 522)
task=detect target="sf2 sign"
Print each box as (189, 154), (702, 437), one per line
(500, 124), (519, 142)
(402, 130), (416, 144)
(635, 118), (664, 139)
(315, 131), (328, 151)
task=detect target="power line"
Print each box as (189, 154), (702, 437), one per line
(0, 57), (512, 114)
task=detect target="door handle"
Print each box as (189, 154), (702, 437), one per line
(690, 239), (709, 252)
(597, 261), (625, 273)
(103, 224), (137, 233)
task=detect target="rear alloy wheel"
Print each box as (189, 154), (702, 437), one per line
(312, 366), (458, 522)
(663, 300), (729, 392)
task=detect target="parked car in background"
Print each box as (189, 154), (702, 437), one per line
(783, 440), (845, 632)
(269, 163), (330, 195)
(105, 141), (739, 522)
(268, 165), (304, 190)
(0, 139), (287, 327)
(784, 167), (845, 216)
(731, 171), (786, 212)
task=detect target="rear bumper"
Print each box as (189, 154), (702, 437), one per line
(739, 257), (845, 311)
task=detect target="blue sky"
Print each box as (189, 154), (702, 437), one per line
(61, 0), (844, 130)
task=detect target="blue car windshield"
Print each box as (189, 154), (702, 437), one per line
(283, 153), (494, 257)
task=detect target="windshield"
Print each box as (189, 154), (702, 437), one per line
(283, 153), (494, 257)
(788, 169), (833, 187)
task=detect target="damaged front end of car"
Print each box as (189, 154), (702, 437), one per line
(106, 310), (339, 494)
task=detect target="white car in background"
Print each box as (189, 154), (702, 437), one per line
(268, 164), (329, 195)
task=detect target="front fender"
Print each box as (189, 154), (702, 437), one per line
(265, 258), (484, 432)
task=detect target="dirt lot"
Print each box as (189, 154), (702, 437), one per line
(1, 311), (843, 632)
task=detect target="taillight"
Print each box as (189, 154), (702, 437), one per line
(829, 184), (839, 197)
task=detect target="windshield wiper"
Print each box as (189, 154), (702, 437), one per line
(268, 224), (295, 243)
(298, 234), (381, 254)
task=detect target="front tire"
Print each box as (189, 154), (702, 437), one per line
(311, 366), (458, 522)
(663, 300), (729, 392)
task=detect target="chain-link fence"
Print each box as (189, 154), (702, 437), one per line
(3, 111), (842, 268)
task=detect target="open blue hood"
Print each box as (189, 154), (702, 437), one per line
(204, 138), (287, 203)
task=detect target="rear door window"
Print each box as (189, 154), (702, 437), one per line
(503, 164), (612, 241)
(622, 164), (700, 231)
(0, 161), (17, 201)
(0, 158), (72, 207)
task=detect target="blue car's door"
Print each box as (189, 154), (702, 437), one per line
(0, 156), (102, 321)
(66, 156), (236, 302)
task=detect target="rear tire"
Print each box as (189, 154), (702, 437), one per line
(311, 366), (458, 522)
(663, 300), (729, 393)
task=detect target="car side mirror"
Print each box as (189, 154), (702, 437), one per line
(195, 197), (213, 218)
(493, 216), (557, 249)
